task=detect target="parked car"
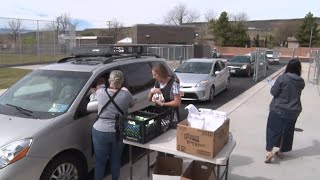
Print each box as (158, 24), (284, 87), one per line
(174, 58), (230, 102)
(227, 55), (255, 77)
(246, 51), (270, 69)
(266, 49), (280, 65)
(0, 46), (177, 180)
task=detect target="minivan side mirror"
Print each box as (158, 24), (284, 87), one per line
(214, 71), (220, 75)
(87, 101), (98, 113)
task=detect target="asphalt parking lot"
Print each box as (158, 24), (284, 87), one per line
(178, 61), (286, 119)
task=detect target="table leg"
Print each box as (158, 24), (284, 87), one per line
(129, 145), (133, 180)
(147, 150), (150, 177)
(225, 158), (229, 180)
(217, 165), (220, 180)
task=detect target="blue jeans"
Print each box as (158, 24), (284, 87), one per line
(92, 128), (124, 180)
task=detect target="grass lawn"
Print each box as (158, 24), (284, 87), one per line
(0, 68), (32, 89)
(0, 53), (66, 65)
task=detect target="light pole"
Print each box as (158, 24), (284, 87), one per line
(309, 27), (313, 50)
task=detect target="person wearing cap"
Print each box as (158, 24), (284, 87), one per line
(92, 70), (133, 180)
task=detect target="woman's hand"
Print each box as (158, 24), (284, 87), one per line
(150, 88), (161, 94)
(121, 87), (129, 91)
(155, 99), (165, 106)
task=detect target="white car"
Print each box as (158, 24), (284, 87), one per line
(174, 58), (230, 102)
(266, 50), (280, 65)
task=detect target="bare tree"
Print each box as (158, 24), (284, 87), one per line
(275, 21), (300, 45)
(55, 13), (77, 34)
(7, 19), (22, 45)
(53, 13), (78, 53)
(230, 12), (249, 23)
(107, 19), (124, 43)
(164, 3), (200, 25)
(204, 9), (217, 22)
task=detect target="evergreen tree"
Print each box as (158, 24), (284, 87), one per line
(254, 34), (260, 47)
(296, 12), (320, 47)
(208, 11), (232, 46)
(208, 11), (250, 47)
(229, 22), (250, 47)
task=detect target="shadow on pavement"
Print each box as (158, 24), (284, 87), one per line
(280, 139), (320, 161)
(228, 174), (273, 180)
(229, 155), (254, 167)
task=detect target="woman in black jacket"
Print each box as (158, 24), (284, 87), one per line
(265, 59), (305, 163)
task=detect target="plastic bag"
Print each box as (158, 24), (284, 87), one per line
(185, 105), (227, 131)
(185, 104), (204, 129)
(199, 108), (226, 131)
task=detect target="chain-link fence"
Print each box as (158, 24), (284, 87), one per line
(78, 43), (194, 68)
(252, 48), (268, 82)
(274, 48), (296, 60)
(0, 17), (75, 66)
(79, 43), (194, 61)
(308, 50), (320, 91)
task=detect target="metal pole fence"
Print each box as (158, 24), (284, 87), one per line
(0, 17), (75, 66)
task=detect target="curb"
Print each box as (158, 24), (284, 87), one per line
(217, 65), (286, 115)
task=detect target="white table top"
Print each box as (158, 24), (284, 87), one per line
(123, 129), (236, 165)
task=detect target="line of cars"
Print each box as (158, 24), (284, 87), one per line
(227, 49), (280, 77)
(175, 49), (280, 102)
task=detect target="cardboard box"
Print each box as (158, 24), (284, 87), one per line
(181, 161), (216, 180)
(153, 157), (183, 180)
(176, 118), (230, 159)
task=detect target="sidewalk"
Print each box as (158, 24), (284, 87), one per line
(109, 63), (320, 180)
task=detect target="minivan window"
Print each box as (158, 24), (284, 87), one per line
(120, 62), (155, 94)
(0, 70), (91, 119)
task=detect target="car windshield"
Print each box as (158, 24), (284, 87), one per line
(0, 69), (91, 119)
(266, 50), (273, 54)
(228, 56), (251, 63)
(175, 62), (213, 74)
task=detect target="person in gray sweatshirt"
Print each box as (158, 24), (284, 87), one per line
(92, 70), (133, 180)
(265, 59), (305, 163)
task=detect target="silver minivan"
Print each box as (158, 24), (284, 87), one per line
(0, 48), (175, 180)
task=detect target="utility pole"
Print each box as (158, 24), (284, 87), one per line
(307, 27), (314, 84)
(106, 21), (112, 29)
(309, 27), (313, 62)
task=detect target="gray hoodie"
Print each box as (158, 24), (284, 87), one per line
(269, 73), (305, 116)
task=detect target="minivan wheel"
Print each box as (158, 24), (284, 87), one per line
(208, 86), (215, 102)
(40, 154), (87, 180)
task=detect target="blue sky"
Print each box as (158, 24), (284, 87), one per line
(1, 0), (319, 30)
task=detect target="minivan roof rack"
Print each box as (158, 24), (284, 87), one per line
(103, 53), (160, 64)
(57, 45), (160, 64)
(71, 45), (145, 57)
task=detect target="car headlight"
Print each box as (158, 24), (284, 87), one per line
(195, 80), (209, 87)
(240, 65), (247, 69)
(0, 138), (32, 169)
